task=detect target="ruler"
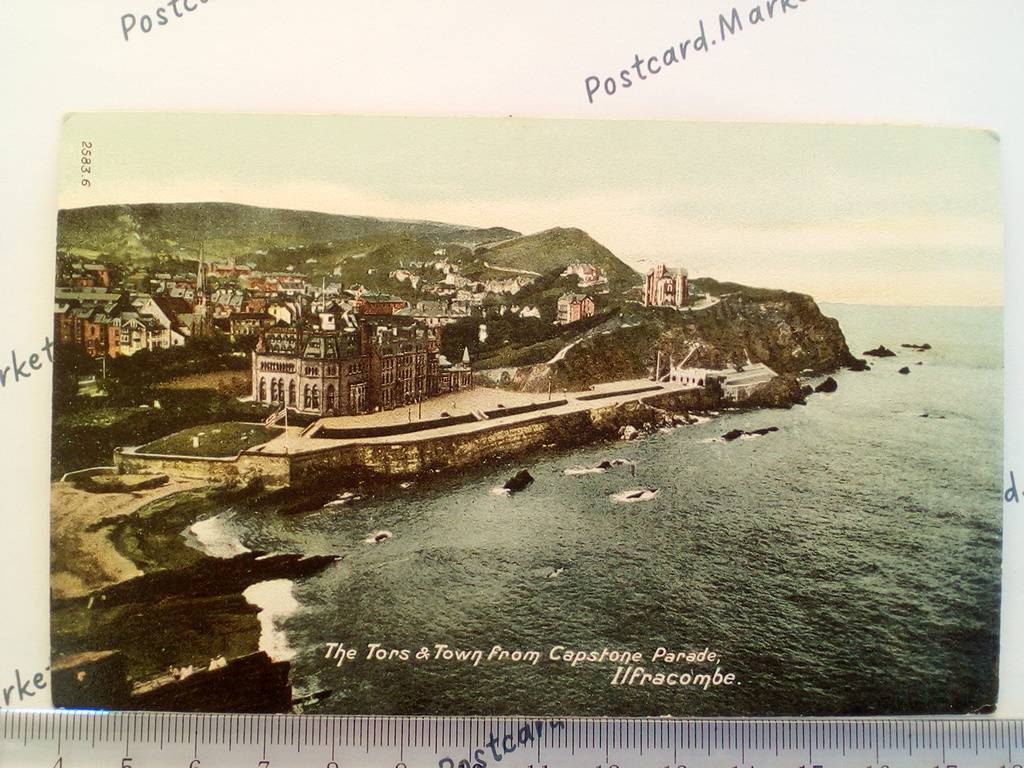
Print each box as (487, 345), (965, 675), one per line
(2, 711), (1022, 768)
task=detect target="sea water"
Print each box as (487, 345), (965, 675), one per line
(202, 304), (1003, 715)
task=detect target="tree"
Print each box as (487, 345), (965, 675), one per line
(52, 343), (96, 414)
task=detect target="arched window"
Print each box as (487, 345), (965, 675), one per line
(277, 378), (285, 402)
(325, 384), (335, 412)
(312, 385), (320, 409)
(259, 378), (266, 402)
(303, 384), (311, 409)
(270, 379), (278, 402)
(288, 380), (296, 405)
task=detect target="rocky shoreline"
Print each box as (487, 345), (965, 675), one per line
(51, 480), (338, 712)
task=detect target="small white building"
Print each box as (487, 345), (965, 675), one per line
(664, 361), (777, 401)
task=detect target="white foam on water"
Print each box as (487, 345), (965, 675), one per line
(189, 514), (251, 558)
(242, 579), (299, 662)
(363, 530), (394, 544)
(323, 491), (361, 508)
(610, 488), (660, 503)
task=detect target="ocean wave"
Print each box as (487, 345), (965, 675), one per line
(563, 466), (607, 476)
(323, 491), (362, 508)
(242, 579), (299, 662)
(188, 513), (251, 558)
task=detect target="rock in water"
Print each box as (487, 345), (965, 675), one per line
(898, 367), (911, 375)
(736, 374), (805, 408)
(901, 343), (931, 350)
(863, 345), (896, 357)
(722, 427), (779, 442)
(503, 469), (535, 493)
(814, 376), (838, 393)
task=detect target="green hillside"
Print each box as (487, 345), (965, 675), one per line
(56, 202), (520, 269)
(478, 227), (639, 291)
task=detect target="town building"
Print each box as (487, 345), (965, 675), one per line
(353, 292), (408, 316)
(267, 300), (302, 326)
(395, 300), (469, 328)
(561, 261), (607, 287)
(556, 293), (596, 324)
(62, 262), (112, 288)
(215, 312), (275, 341)
(54, 288), (186, 358)
(643, 264), (689, 308)
(437, 347), (473, 394)
(251, 318), (472, 417)
(252, 326), (369, 416)
(209, 259), (253, 278)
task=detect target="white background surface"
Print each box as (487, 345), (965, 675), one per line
(1, 0), (1020, 714)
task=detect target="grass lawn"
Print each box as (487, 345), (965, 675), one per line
(137, 422), (282, 458)
(160, 369), (250, 396)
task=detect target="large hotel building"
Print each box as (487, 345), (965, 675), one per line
(251, 318), (472, 417)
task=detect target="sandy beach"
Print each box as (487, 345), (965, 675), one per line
(50, 477), (205, 600)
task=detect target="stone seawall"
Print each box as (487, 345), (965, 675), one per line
(116, 386), (719, 489)
(114, 449), (291, 486)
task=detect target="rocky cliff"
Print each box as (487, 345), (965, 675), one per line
(505, 279), (859, 393)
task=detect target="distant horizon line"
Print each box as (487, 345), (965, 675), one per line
(818, 300), (1003, 310)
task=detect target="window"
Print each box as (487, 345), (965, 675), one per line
(259, 378), (267, 401)
(277, 378), (285, 403)
(289, 381), (296, 405)
(349, 383), (366, 412)
(312, 385), (320, 409)
(304, 384), (311, 409)
(326, 384), (335, 412)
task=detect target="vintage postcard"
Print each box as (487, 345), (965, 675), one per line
(49, 114), (1002, 716)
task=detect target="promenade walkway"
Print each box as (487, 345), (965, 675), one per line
(250, 378), (699, 457)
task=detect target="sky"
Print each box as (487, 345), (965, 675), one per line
(58, 113), (1003, 306)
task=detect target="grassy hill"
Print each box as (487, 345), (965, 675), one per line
(56, 202), (520, 271)
(478, 227), (638, 291)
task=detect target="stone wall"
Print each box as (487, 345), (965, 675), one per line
(287, 386), (718, 487)
(116, 386), (719, 489)
(114, 448), (290, 487)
